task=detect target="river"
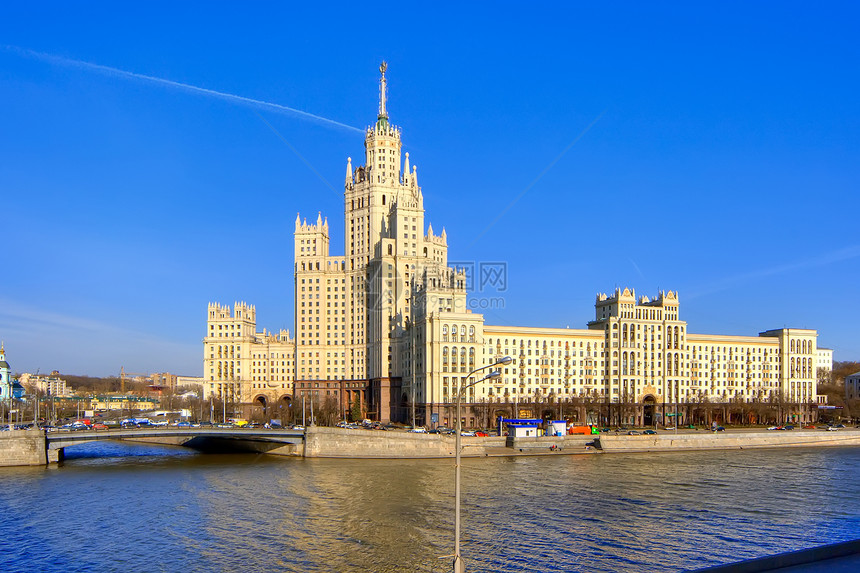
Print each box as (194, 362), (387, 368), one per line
(0, 442), (858, 572)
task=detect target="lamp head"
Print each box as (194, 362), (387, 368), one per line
(498, 356), (513, 365)
(486, 370), (502, 380)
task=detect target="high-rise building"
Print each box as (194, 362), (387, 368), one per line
(207, 64), (832, 425)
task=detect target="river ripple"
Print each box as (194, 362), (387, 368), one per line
(1, 442), (858, 572)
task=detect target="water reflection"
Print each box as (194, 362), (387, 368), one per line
(1, 443), (858, 572)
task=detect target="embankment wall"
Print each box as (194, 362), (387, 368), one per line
(0, 429), (47, 467)
(598, 430), (860, 452)
(304, 427), (505, 458)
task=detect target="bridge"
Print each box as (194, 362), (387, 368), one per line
(44, 427), (307, 462)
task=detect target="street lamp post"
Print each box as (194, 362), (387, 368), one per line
(453, 355), (512, 573)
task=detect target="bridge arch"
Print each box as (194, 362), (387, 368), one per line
(45, 427), (305, 461)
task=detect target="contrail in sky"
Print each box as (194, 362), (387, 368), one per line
(4, 45), (364, 134)
(686, 244), (860, 300)
(466, 110), (605, 248)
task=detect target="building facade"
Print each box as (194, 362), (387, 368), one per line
(846, 371), (860, 402)
(203, 302), (295, 418)
(18, 372), (71, 397)
(206, 64), (832, 426)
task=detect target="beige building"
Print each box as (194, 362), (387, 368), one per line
(19, 373), (71, 397)
(203, 302), (295, 416)
(404, 285), (829, 427)
(91, 395), (158, 412)
(205, 64), (832, 426)
(176, 375), (204, 390)
(150, 372), (178, 390)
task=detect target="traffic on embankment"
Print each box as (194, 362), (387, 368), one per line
(3, 421), (860, 467)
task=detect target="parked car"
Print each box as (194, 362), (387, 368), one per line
(408, 427), (428, 433)
(460, 430), (475, 436)
(643, 429), (657, 435)
(714, 426), (726, 432)
(627, 430), (641, 435)
(474, 431), (489, 437)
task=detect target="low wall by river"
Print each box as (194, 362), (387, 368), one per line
(303, 427), (598, 458)
(3, 428), (859, 467)
(303, 426), (507, 458)
(597, 430), (860, 452)
(0, 429), (47, 467)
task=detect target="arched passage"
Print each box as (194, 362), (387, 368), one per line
(251, 395), (268, 423)
(642, 395), (657, 427)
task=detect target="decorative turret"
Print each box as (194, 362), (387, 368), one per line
(403, 152), (410, 185)
(345, 157), (353, 188)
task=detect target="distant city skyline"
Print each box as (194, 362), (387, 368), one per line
(1, 3), (858, 376)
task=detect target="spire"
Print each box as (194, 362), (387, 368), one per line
(412, 164), (418, 187)
(378, 61), (388, 120)
(345, 157), (353, 186)
(295, 213), (301, 231)
(316, 212), (323, 227)
(427, 222), (434, 237)
(403, 152), (410, 185)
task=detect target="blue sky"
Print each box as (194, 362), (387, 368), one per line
(1, 2), (858, 377)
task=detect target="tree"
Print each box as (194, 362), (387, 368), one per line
(831, 361), (860, 384)
(470, 400), (490, 429)
(350, 394), (362, 422)
(319, 395), (339, 426)
(619, 389), (636, 426)
(582, 390), (601, 426)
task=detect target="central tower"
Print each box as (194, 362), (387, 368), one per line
(343, 62), (439, 410)
(294, 63), (448, 422)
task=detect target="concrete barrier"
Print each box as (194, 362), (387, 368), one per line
(303, 426), (510, 458)
(597, 430), (860, 452)
(0, 429), (48, 466)
(506, 435), (595, 452)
